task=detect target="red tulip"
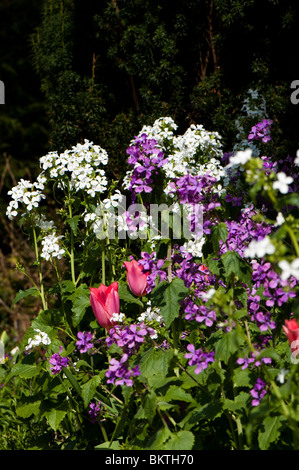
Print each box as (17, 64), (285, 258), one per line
(283, 319), (299, 356)
(123, 260), (148, 297)
(90, 281), (120, 329)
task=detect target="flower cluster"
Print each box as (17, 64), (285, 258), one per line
(40, 233), (65, 261)
(248, 119), (273, 143)
(124, 133), (168, 198)
(39, 140), (108, 196)
(25, 329), (51, 351)
(105, 354), (140, 387)
(49, 347), (70, 374)
(6, 178), (46, 220)
(105, 322), (157, 386)
(250, 378), (267, 406)
(185, 343), (215, 375)
(76, 331), (94, 353)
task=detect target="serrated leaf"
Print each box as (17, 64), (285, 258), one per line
(179, 401), (223, 431)
(211, 222), (228, 251)
(145, 427), (172, 450)
(139, 348), (173, 387)
(66, 215), (81, 236)
(11, 361), (41, 379)
(163, 430), (195, 450)
(94, 440), (122, 450)
(163, 386), (195, 404)
(11, 287), (39, 308)
(16, 397), (41, 418)
(221, 250), (252, 286)
(215, 329), (245, 364)
(81, 375), (101, 408)
(223, 392), (250, 412)
(258, 416), (283, 450)
(135, 392), (157, 423)
(69, 284), (91, 327)
(151, 277), (189, 328)
(118, 282), (143, 306)
(44, 406), (68, 431)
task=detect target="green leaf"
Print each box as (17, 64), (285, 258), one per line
(94, 440), (122, 450)
(163, 385), (195, 404)
(66, 215), (81, 236)
(221, 250), (252, 286)
(139, 348), (173, 387)
(118, 282), (143, 306)
(163, 430), (194, 450)
(44, 406), (68, 431)
(223, 392), (250, 412)
(135, 392), (157, 423)
(16, 397), (41, 418)
(211, 222), (228, 251)
(11, 357), (41, 379)
(179, 401), (223, 431)
(215, 329), (245, 364)
(258, 416), (283, 450)
(145, 427), (172, 450)
(151, 277), (189, 328)
(11, 286), (40, 308)
(62, 366), (82, 398)
(69, 283), (91, 327)
(81, 375), (101, 408)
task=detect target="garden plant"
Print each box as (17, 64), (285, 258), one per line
(1, 114), (299, 450)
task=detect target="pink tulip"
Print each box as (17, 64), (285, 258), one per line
(283, 319), (299, 356)
(123, 260), (148, 297)
(90, 281), (120, 330)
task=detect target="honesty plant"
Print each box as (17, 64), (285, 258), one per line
(1, 116), (299, 450)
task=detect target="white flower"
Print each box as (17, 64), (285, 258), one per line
(278, 258), (299, 280)
(182, 235), (205, 258)
(25, 329), (51, 350)
(40, 233), (65, 261)
(138, 301), (163, 325)
(276, 368), (289, 384)
(202, 288), (216, 300)
(244, 236), (275, 258)
(228, 148), (252, 167)
(274, 212), (285, 227)
(111, 312), (125, 323)
(273, 172), (293, 194)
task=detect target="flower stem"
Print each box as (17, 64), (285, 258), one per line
(102, 241), (106, 285)
(67, 203), (76, 285)
(32, 224), (47, 310)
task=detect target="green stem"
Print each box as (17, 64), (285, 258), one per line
(32, 225), (47, 310)
(285, 225), (299, 257)
(102, 241), (106, 285)
(68, 203), (76, 285)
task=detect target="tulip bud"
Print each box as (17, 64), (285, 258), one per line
(90, 281), (120, 330)
(283, 319), (299, 359)
(123, 260), (148, 297)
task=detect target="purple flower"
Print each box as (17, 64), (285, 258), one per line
(49, 346), (69, 374)
(89, 401), (102, 423)
(105, 353), (140, 386)
(237, 352), (272, 370)
(250, 378), (267, 406)
(137, 252), (167, 293)
(76, 331), (94, 353)
(185, 344), (215, 374)
(248, 119), (273, 143)
(126, 133), (168, 198)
